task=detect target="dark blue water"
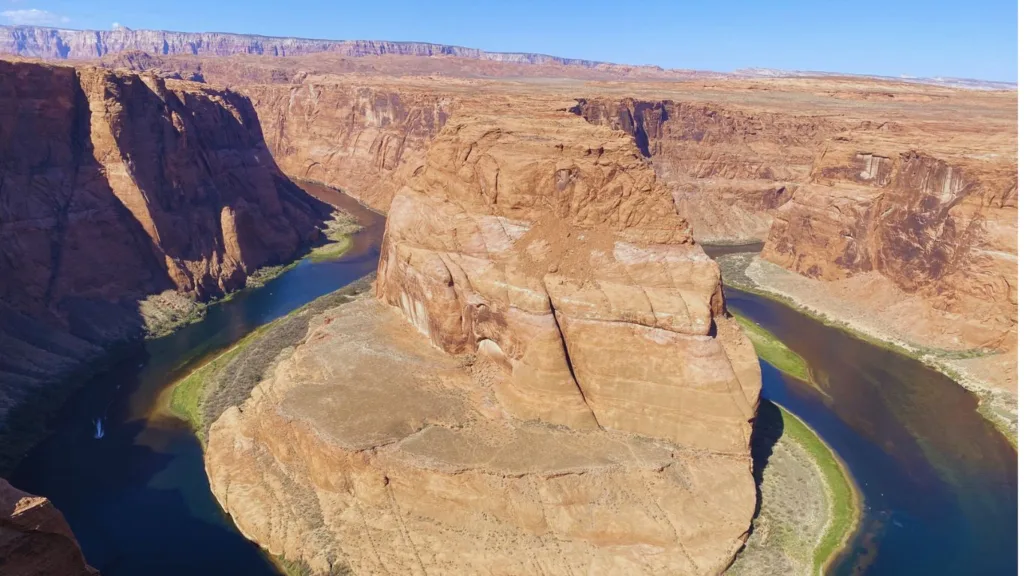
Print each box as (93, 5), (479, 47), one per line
(10, 184), (384, 576)
(725, 286), (1017, 575)
(8, 229), (1015, 575)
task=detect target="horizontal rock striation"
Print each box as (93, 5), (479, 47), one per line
(207, 103), (761, 575)
(0, 478), (97, 575)
(0, 59), (327, 469)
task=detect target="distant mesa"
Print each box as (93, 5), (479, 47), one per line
(0, 24), (1011, 88)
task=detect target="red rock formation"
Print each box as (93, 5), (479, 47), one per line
(240, 81), (450, 211)
(0, 58), (327, 468)
(571, 97), (829, 243)
(763, 141), (1018, 349)
(571, 89), (1017, 360)
(376, 100), (761, 452)
(0, 478), (97, 576)
(207, 101), (761, 575)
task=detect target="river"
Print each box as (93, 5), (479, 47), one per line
(10, 183), (384, 575)
(9, 224), (1016, 575)
(705, 243), (1017, 575)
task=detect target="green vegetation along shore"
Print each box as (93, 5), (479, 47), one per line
(724, 289), (860, 576)
(732, 310), (810, 383)
(717, 251), (1016, 447)
(781, 407), (860, 574)
(247, 211), (360, 289)
(728, 401), (862, 576)
(168, 276), (374, 440)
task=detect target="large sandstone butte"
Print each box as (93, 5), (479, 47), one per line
(0, 58), (328, 468)
(376, 103), (761, 449)
(207, 103), (762, 575)
(0, 478), (97, 575)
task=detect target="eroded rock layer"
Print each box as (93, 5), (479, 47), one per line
(571, 97), (824, 244)
(376, 103), (761, 451)
(763, 144), (1017, 351)
(208, 297), (758, 575)
(0, 59), (326, 466)
(0, 478), (97, 576)
(240, 81), (450, 211)
(208, 104), (761, 574)
(570, 90), (1017, 369)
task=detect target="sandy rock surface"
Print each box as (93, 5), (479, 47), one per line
(208, 297), (757, 575)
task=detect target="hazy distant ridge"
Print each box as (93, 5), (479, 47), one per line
(735, 68), (1016, 90)
(0, 25), (1011, 89)
(0, 24), (660, 70)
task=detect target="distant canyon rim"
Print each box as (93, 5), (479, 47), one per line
(0, 24), (1016, 575)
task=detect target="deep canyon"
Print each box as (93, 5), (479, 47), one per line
(0, 24), (1017, 576)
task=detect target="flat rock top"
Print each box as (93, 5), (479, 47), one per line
(278, 297), (678, 477)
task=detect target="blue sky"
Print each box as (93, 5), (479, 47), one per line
(1, 0), (1018, 81)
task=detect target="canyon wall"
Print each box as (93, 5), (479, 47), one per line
(239, 81), (451, 211)
(572, 93), (1017, 355)
(0, 478), (97, 575)
(763, 140), (1018, 350)
(571, 97), (830, 243)
(207, 102), (762, 575)
(0, 59), (327, 468)
(90, 53), (455, 211)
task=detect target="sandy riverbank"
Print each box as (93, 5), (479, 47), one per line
(727, 401), (861, 576)
(718, 253), (1017, 445)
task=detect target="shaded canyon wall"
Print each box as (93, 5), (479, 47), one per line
(0, 59), (327, 468)
(0, 478), (97, 576)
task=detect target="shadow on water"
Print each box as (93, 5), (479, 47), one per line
(724, 285), (1017, 576)
(10, 183), (385, 576)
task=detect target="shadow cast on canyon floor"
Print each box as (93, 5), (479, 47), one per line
(748, 398), (784, 522)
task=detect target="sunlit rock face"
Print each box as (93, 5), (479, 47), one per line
(376, 102), (761, 451)
(207, 103), (761, 575)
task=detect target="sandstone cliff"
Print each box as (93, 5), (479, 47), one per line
(571, 97), (830, 244)
(763, 142), (1017, 351)
(239, 81), (451, 211)
(570, 89), (1017, 368)
(376, 102), (761, 448)
(0, 478), (97, 575)
(0, 59), (327, 470)
(206, 104), (761, 575)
